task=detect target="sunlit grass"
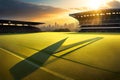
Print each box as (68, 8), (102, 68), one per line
(0, 32), (120, 80)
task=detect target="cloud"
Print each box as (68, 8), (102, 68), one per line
(106, 0), (120, 8)
(0, 0), (67, 21)
(69, 0), (120, 11)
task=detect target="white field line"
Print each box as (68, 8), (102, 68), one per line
(0, 48), (74, 80)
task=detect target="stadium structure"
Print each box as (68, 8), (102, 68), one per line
(0, 20), (44, 33)
(70, 8), (120, 32)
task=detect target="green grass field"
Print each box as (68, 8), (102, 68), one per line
(0, 32), (120, 80)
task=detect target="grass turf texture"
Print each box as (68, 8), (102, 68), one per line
(0, 32), (120, 80)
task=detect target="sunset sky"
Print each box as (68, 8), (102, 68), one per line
(22, 0), (109, 8)
(1, 0), (120, 25)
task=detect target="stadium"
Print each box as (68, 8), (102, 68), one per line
(1, 8), (120, 80)
(0, 20), (44, 33)
(70, 8), (120, 32)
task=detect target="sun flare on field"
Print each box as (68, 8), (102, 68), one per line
(87, 0), (108, 10)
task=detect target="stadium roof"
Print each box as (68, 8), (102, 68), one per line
(0, 19), (45, 25)
(70, 8), (120, 15)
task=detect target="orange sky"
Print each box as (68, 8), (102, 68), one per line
(1, 0), (119, 25)
(31, 0), (117, 25)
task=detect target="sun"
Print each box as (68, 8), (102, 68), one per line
(87, 0), (108, 10)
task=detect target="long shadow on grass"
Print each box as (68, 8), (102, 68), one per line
(22, 37), (101, 53)
(55, 37), (102, 53)
(48, 37), (103, 62)
(9, 38), (67, 80)
(24, 37), (120, 74)
(9, 37), (120, 80)
(48, 37), (120, 74)
(23, 37), (103, 59)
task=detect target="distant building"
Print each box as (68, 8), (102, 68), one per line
(0, 19), (44, 33)
(70, 8), (120, 32)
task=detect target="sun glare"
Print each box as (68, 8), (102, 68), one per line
(87, 0), (108, 10)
